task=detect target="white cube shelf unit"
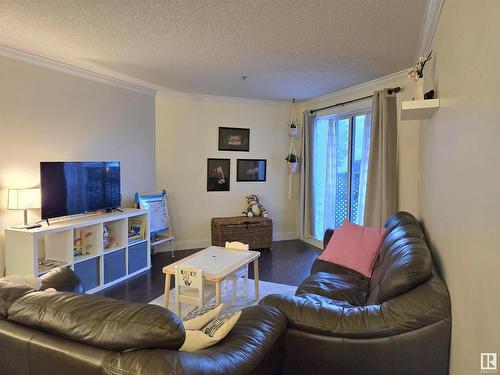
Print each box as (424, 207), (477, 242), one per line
(4, 208), (150, 294)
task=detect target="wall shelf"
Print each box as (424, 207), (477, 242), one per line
(401, 99), (440, 121)
(5, 208), (150, 294)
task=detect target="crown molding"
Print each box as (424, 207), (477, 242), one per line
(416, 0), (444, 58)
(299, 70), (407, 108)
(0, 45), (293, 104)
(0, 45), (157, 96)
(156, 89), (291, 106)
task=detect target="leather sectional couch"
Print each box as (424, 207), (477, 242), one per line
(0, 268), (286, 375)
(261, 212), (452, 375)
(1, 212), (450, 375)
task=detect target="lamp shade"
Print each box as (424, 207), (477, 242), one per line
(7, 188), (41, 210)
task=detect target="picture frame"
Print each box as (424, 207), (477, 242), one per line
(237, 159), (267, 182)
(207, 158), (230, 191)
(218, 127), (250, 151)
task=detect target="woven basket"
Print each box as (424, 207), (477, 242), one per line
(211, 216), (273, 250)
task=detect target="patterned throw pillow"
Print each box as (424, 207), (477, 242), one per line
(179, 311), (242, 352)
(201, 312), (237, 337)
(182, 304), (222, 330)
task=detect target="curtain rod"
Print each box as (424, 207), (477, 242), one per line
(309, 86), (401, 114)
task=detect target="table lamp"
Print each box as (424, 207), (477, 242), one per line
(7, 188), (41, 228)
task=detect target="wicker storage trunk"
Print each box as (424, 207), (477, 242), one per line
(211, 216), (273, 250)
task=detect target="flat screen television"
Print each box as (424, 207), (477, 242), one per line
(40, 161), (121, 220)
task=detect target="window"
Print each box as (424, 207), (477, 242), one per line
(311, 112), (371, 239)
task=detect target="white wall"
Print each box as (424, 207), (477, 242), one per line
(418, 1), (500, 373)
(0, 55), (156, 275)
(156, 93), (297, 250)
(297, 72), (421, 222)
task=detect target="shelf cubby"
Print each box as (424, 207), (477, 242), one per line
(37, 230), (73, 275)
(103, 218), (128, 252)
(104, 248), (126, 284)
(127, 214), (148, 244)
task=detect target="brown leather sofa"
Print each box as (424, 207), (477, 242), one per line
(261, 212), (451, 375)
(0, 268), (286, 375)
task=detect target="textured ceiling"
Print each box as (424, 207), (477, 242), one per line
(0, 0), (427, 100)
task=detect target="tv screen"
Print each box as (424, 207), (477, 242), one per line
(40, 162), (121, 219)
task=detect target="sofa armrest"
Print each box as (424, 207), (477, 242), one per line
(323, 229), (334, 249)
(260, 272), (450, 339)
(40, 268), (85, 293)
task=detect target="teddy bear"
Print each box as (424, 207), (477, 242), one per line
(241, 194), (269, 218)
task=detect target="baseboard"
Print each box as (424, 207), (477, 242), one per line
(300, 237), (323, 250)
(173, 239), (212, 251)
(170, 232), (299, 251)
(273, 232), (299, 241)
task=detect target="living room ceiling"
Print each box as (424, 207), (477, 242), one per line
(0, 0), (427, 100)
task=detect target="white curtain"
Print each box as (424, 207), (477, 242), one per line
(322, 119), (339, 231)
(354, 114), (372, 224)
(298, 111), (315, 239)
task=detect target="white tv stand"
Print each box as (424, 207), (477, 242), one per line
(4, 208), (150, 294)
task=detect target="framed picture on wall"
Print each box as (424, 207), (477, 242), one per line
(218, 127), (250, 151)
(207, 158), (230, 191)
(237, 159), (267, 182)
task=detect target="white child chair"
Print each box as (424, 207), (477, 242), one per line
(174, 265), (204, 316)
(225, 241), (250, 304)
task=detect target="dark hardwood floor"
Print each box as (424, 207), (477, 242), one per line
(98, 239), (321, 303)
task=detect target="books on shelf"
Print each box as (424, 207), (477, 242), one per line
(128, 217), (146, 243)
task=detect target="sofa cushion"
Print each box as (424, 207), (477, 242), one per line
(384, 211), (423, 234)
(297, 272), (368, 306)
(102, 305), (287, 375)
(310, 258), (370, 281)
(293, 292), (356, 309)
(8, 291), (185, 351)
(319, 221), (386, 277)
(0, 280), (34, 318)
(40, 267), (85, 293)
(367, 237), (432, 305)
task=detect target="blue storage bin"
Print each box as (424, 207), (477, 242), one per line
(128, 241), (148, 274)
(104, 248), (126, 284)
(74, 257), (100, 291)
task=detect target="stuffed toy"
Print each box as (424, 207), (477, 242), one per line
(103, 225), (116, 249)
(241, 194), (269, 218)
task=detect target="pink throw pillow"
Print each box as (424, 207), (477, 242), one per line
(319, 221), (386, 278)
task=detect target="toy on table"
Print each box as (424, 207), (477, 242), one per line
(241, 194), (269, 218)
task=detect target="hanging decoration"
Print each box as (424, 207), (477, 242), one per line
(408, 50), (432, 100)
(286, 99), (299, 200)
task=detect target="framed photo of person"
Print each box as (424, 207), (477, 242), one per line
(237, 159), (267, 182)
(207, 158), (230, 191)
(218, 127), (250, 151)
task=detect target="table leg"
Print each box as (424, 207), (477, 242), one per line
(253, 259), (260, 300)
(216, 281), (222, 305)
(164, 274), (172, 308)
